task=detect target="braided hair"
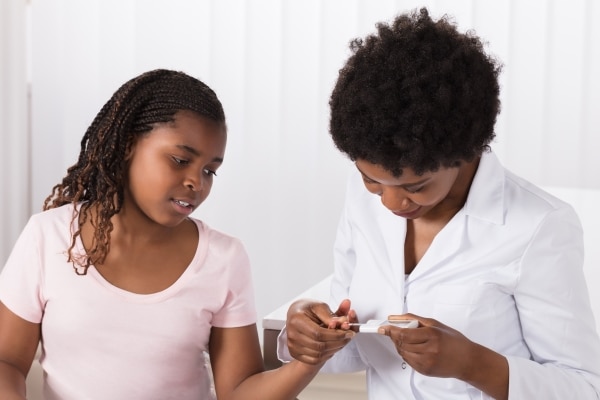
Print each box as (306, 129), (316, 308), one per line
(43, 69), (226, 274)
(329, 8), (502, 176)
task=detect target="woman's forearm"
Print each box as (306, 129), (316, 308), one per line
(461, 343), (509, 400)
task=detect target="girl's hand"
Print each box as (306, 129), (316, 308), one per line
(285, 299), (357, 365)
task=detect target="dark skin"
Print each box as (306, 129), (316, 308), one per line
(286, 157), (509, 400)
(285, 299), (356, 364)
(0, 303), (40, 400)
(82, 209), (199, 295)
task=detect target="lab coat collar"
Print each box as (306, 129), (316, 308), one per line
(462, 150), (506, 225)
(406, 151), (506, 282)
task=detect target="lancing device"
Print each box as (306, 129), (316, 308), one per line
(348, 319), (418, 333)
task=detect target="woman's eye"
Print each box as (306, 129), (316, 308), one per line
(172, 156), (189, 165)
(405, 186), (423, 194)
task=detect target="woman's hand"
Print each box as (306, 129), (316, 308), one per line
(378, 313), (508, 400)
(378, 314), (475, 378)
(285, 299), (357, 365)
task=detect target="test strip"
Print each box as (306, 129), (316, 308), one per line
(348, 319), (418, 333)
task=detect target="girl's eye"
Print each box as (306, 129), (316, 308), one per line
(203, 168), (217, 177)
(172, 156), (189, 165)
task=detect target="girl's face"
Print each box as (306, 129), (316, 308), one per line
(125, 110), (226, 227)
(355, 159), (465, 220)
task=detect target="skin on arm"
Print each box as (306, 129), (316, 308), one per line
(379, 314), (509, 400)
(209, 324), (322, 400)
(0, 301), (41, 400)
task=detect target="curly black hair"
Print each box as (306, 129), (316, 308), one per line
(329, 8), (502, 176)
(43, 69), (226, 274)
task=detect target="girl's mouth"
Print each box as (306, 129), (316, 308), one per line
(174, 199), (192, 208)
(172, 199), (195, 215)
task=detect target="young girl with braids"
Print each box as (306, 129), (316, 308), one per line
(0, 69), (330, 399)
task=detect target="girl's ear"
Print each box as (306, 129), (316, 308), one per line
(124, 138), (137, 162)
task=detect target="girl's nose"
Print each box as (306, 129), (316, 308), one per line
(184, 174), (202, 192)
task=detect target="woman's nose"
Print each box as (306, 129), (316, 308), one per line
(380, 187), (411, 211)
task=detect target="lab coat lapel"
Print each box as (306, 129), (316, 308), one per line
(407, 210), (467, 282)
(375, 209), (409, 294)
(407, 151), (506, 282)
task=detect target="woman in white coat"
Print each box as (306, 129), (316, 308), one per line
(278, 8), (600, 400)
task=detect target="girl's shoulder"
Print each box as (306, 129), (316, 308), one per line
(17, 204), (80, 249)
(188, 217), (247, 254)
(28, 203), (79, 229)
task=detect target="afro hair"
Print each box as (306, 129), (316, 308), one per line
(329, 8), (502, 176)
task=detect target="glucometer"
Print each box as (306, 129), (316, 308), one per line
(348, 319), (418, 333)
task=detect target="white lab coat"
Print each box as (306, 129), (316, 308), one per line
(279, 151), (600, 399)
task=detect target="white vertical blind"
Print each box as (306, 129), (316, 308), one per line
(2, 0), (598, 333)
(0, 0), (30, 266)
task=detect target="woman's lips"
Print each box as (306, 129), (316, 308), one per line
(392, 206), (421, 219)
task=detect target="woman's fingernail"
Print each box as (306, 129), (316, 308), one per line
(378, 327), (385, 335)
(345, 331), (355, 339)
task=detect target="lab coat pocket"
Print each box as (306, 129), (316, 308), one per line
(431, 282), (513, 347)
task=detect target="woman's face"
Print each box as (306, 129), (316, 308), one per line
(124, 110), (227, 228)
(355, 159), (465, 220)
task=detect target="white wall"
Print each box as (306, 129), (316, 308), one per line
(2, 0), (599, 335)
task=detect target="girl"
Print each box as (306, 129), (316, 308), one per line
(0, 69), (332, 399)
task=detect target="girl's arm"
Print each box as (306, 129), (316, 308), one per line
(0, 302), (40, 400)
(209, 324), (337, 400)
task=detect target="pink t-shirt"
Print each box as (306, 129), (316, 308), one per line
(0, 204), (257, 399)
